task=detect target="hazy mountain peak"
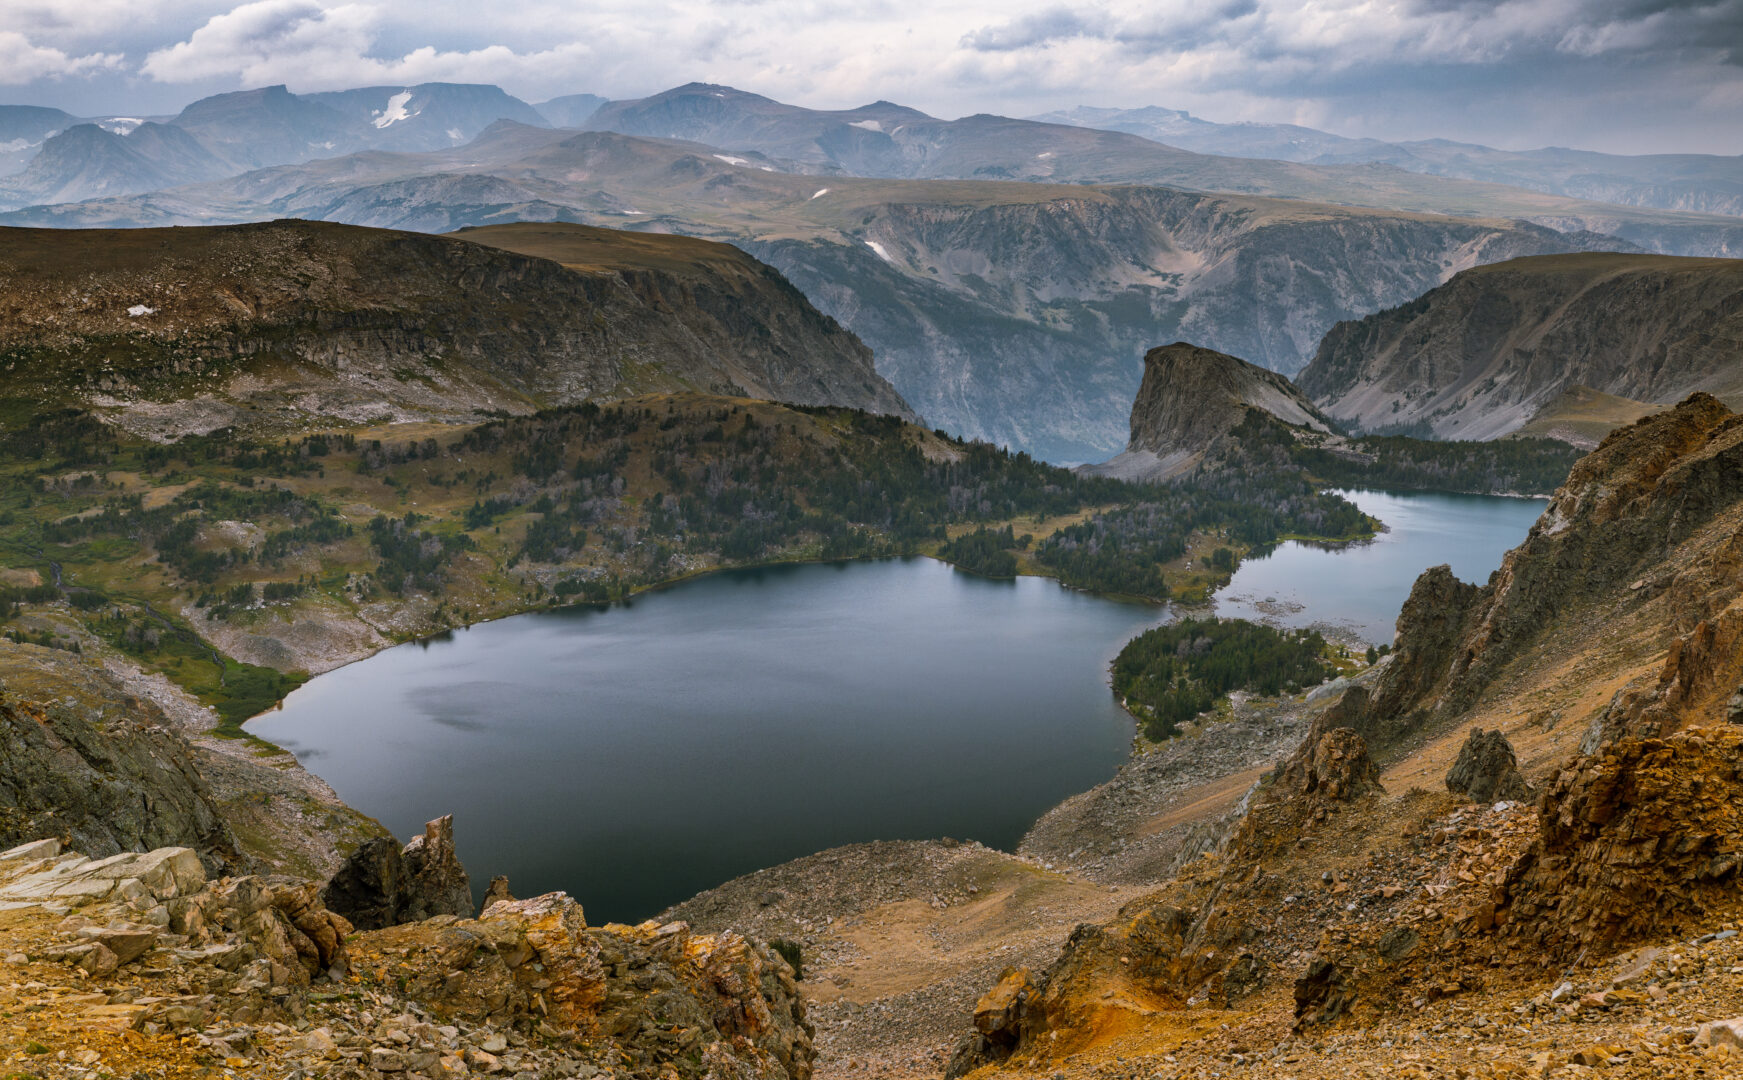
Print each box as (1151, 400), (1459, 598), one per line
(536, 93), (609, 128)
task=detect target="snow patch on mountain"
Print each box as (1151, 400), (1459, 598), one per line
(373, 92), (416, 129)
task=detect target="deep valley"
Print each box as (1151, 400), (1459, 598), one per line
(0, 61), (1739, 1080)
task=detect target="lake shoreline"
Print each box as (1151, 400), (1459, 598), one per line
(243, 486), (1545, 923)
(250, 557), (1163, 922)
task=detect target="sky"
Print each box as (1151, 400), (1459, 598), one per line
(1, 0), (1739, 155)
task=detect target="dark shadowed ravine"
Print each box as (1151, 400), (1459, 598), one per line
(250, 491), (1543, 923)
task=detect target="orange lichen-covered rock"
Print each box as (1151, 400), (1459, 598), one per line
(1499, 728), (1743, 961)
(479, 892), (608, 1026)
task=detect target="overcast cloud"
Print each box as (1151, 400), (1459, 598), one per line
(0, 0), (1737, 154)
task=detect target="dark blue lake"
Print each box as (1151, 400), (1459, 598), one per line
(250, 490), (1546, 922)
(252, 557), (1160, 922)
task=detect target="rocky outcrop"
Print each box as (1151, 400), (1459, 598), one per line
(0, 836), (350, 992)
(1445, 728), (1531, 803)
(0, 219), (911, 439)
(479, 873), (514, 915)
(1497, 728), (1743, 963)
(320, 814), (472, 930)
(1293, 958), (1356, 1029)
(1298, 253), (1743, 439)
(0, 835), (814, 1079)
(1310, 566), (1482, 761)
(351, 895), (815, 1079)
(947, 968), (1040, 1075)
(1323, 394), (1743, 760)
(400, 814), (473, 921)
(1279, 727), (1384, 803)
(1079, 342), (1335, 481)
(0, 683), (241, 874)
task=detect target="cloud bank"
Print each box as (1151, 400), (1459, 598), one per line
(1, 0), (1738, 154)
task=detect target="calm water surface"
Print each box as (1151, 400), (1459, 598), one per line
(253, 558), (1161, 921)
(251, 490), (1545, 922)
(1214, 488), (1547, 643)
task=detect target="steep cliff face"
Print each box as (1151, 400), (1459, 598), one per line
(752, 191), (1602, 459)
(454, 222), (912, 422)
(0, 220), (910, 438)
(1299, 253), (1743, 440)
(0, 682), (243, 874)
(1079, 342), (1334, 480)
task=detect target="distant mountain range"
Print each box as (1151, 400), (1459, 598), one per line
(0, 84), (559, 207)
(568, 85), (1743, 237)
(1032, 105), (1743, 218)
(2, 80), (1740, 460)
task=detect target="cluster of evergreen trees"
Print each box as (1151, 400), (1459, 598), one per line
(938, 525), (1022, 578)
(1229, 412), (1582, 496)
(38, 482), (348, 585)
(1112, 617), (1335, 740)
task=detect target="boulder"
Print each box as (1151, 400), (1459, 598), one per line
(1445, 727), (1531, 803)
(1294, 957), (1355, 1028)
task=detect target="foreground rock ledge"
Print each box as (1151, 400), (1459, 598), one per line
(0, 837), (814, 1079)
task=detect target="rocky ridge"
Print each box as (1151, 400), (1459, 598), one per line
(0, 123), (1641, 461)
(1325, 392), (1743, 760)
(0, 680), (243, 876)
(1298, 253), (1743, 440)
(937, 392), (1743, 1080)
(0, 219), (911, 439)
(1078, 342), (1334, 481)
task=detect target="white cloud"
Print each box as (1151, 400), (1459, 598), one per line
(0, 31), (121, 83)
(0, 0), (1738, 153)
(140, 0), (594, 89)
